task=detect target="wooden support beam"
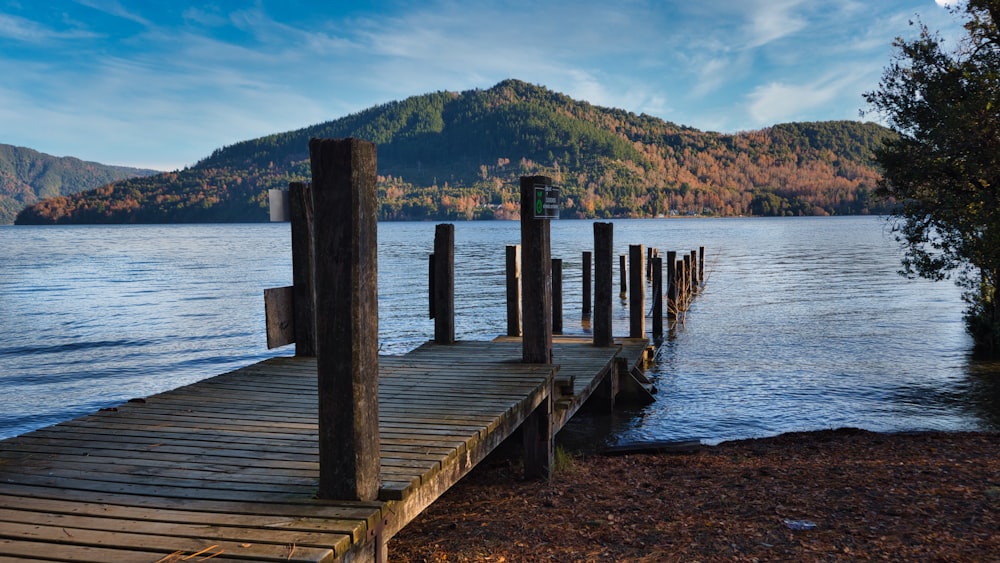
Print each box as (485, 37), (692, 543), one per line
(666, 250), (677, 319)
(652, 255), (663, 337)
(619, 254), (628, 299)
(582, 251), (592, 319)
(690, 249), (699, 288)
(629, 244), (645, 339)
(520, 175), (553, 365)
(289, 182), (316, 357)
(593, 223), (614, 347)
(506, 245), (521, 337)
(433, 224), (455, 344)
(522, 383), (554, 480)
(552, 258), (563, 336)
(699, 246), (706, 285)
(309, 137), (380, 502)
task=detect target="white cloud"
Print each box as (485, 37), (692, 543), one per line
(745, 64), (876, 126)
(744, 0), (808, 48)
(72, 0), (151, 27)
(0, 13), (98, 42)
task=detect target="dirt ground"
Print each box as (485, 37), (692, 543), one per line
(390, 429), (1000, 562)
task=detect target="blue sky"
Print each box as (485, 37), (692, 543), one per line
(0, 0), (963, 171)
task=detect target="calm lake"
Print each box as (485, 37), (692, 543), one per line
(2, 217), (999, 445)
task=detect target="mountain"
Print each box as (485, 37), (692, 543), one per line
(14, 79), (894, 225)
(0, 144), (159, 225)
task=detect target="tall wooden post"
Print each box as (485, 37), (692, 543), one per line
(582, 251), (592, 319)
(619, 254), (628, 299)
(679, 258), (688, 310)
(289, 182), (315, 357)
(690, 249), (699, 288)
(506, 245), (521, 337)
(683, 253), (692, 300)
(310, 138), (380, 501)
(652, 255), (663, 337)
(520, 176), (552, 364)
(699, 246), (706, 284)
(552, 258), (563, 335)
(666, 250), (677, 319)
(629, 245), (645, 339)
(433, 224), (455, 344)
(593, 223), (614, 347)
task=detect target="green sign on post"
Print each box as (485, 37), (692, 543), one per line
(533, 183), (560, 219)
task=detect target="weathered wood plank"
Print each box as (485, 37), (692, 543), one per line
(0, 335), (645, 562)
(0, 521), (334, 562)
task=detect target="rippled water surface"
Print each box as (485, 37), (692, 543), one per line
(2, 218), (998, 443)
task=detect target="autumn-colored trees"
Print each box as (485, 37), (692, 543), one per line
(16, 80), (892, 225)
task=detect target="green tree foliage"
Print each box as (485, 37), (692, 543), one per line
(16, 80), (892, 226)
(0, 144), (158, 224)
(864, 1), (1000, 354)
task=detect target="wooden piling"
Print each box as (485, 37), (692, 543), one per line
(619, 254), (628, 299)
(433, 224), (455, 344)
(652, 255), (663, 337)
(582, 251), (592, 319)
(690, 249), (699, 288)
(520, 176), (553, 365)
(666, 250), (677, 319)
(288, 181), (315, 357)
(629, 244), (645, 339)
(593, 223), (614, 347)
(679, 257), (689, 310)
(506, 245), (521, 337)
(684, 254), (694, 305)
(309, 137), (380, 502)
(699, 246), (706, 284)
(552, 258), (563, 335)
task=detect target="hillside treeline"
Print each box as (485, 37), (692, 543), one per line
(0, 144), (157, 224)
(15, 79), (893, 224)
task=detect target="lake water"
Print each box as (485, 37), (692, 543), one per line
(2, 217), (998, 445)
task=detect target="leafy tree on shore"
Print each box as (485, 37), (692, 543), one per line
(865, 1), (1000, 354)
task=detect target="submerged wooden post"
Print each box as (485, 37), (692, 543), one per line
(593, 223), (614, 347)
(433, 224), (455, 344)
(678, 258), (688, 310)
(690, 249), (699, 289)
(552, 258), (563, 335)
(520, 175), (552, 364)
(699, 246), (706, 284)
(310, 138), (379, 501)
(666, 250), (677, 319)
(289, 182), (315, 356)
(506, 245), (521, 337)
(652, 255), (663, 337)
(582, 251), (592, 319)
(619, 254), (628, 299)
(629, 244), (645, 339)
(683, 253), (692, 300)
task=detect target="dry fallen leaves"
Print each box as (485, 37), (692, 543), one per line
(391, 429), (999, 562)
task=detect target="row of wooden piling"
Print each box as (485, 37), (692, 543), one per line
(428, 222), (705, 346)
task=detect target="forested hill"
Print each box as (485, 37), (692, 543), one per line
(0, 144), (158, 224)
(14, 79), (893, 225)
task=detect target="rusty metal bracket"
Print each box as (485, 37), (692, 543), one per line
(367, 512), (393, 563)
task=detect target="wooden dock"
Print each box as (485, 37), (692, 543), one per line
(0, 336), (650, 562)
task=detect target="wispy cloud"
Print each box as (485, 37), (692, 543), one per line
(743, 0), (808, 48)
(0, 0), (972, 168)
(0, 13), (98, 42)
(72, 0), (150, 27)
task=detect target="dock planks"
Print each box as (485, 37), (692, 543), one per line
(0, 337), (647, 562)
